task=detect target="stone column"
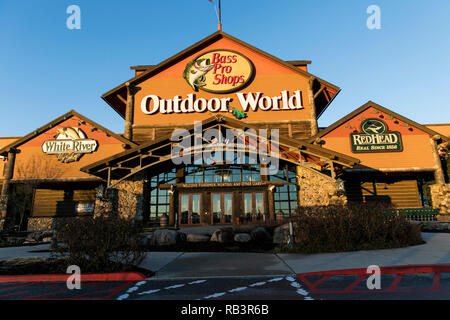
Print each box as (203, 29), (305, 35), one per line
(0, 149), (17, 223)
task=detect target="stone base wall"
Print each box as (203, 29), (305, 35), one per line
(430, 184), (450, 219)
(27, 217), (89, 231)
(27, 217), (54, 231)
(297, 166), (347, 206)
(94, 173), (145, 221)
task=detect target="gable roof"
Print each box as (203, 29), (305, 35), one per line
(103, 31), (340, 119)
(309, 101), (449, 143)
(0, 110), (138, 156)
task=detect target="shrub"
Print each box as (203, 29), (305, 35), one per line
(52, 215), (145, 273)
(286, 202), (423, 253)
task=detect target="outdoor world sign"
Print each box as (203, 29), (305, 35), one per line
(350, 119), (403, 153)
(42, 127), (98, 163)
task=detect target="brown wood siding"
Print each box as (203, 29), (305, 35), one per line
(32, 188), (96, 217)
(132, 121), (313, 144)
(345, 178), (422, 209)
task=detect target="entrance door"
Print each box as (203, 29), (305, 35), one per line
(242, 192), (265, 223)
(211, 193), (233, 224)
(179, 194), (201, 225)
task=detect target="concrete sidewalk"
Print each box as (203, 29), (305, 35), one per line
(278, 232), (450, 274)
(1, 233), (449, 278)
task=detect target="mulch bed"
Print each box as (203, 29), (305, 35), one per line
(0, 257), (154, 277)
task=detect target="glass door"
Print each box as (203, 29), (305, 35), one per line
(211, 193), (233, 224)
(179, 194), (201, 225)
(242, 192), (265, 223)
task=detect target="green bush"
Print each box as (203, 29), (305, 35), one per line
(285, 202), (423, 253)
(52, 216), (145, 273)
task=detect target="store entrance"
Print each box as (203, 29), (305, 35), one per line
(179, 193), (201, 225)
(211, 193), (233, 224)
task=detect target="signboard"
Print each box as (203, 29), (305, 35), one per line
(42, 127), (98, 163)
(350, 119), (403, 153)
(183, 49), (254, 93)
(75, 202), (95, 214)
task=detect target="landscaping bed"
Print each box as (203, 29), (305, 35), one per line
(0, 257), (154, 277)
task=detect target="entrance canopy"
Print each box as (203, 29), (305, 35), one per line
(81, 115), (359, 187)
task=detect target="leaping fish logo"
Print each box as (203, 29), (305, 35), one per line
(362, 120), (387, 134)
(183, 58), (215, 91)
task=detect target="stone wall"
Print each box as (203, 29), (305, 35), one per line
(94, 173), (145, 221)
(297, 166), (347, 206)
(27, 216), (87, 231)
(430, 184), (450, 220)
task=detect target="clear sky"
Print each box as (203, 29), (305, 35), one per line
(0, 0), (449, 137)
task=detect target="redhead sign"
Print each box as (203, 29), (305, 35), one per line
(183, 49), (254, 94)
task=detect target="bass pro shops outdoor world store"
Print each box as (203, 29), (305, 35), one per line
(0, 31), (449, 231)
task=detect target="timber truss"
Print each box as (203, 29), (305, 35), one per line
(81, 116), (360, 188)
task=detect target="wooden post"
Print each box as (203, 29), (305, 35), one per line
(308, 77), (319, 137)
(329, 161), (336, 179)
(431, 137), (445, 185)
(268, 185), (275, 221)
(0, 149), (17, 220)
(125, 82), (135, 141)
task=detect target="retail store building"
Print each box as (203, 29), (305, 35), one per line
(0, 31), (449, 230)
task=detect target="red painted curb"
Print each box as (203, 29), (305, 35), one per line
(0, 272), (146, 284)
(297, 264), (450, 277)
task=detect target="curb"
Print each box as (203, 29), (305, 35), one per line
(0, 272), (146, 283)
(297, 264), (450, 277)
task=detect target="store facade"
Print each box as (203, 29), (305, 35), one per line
(0, 31), (449, 230)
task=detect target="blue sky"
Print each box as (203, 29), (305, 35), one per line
(0, 0), (449, 137)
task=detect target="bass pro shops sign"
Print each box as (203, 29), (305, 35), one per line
(350, 119), (403, 153)
(183, 49), (254, 93)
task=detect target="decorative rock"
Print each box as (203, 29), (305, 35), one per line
(177, 232), (187, 242)
(186, 234), (211, 242)
(250, 227), (272, 243)
(152, 229), (179, 246)
(234, 233), (251, 243)
(273, 223), (290, 244)
(139, 234), (153, 246)
(210, 227), (234, 243)
(42, 237), (53, 243)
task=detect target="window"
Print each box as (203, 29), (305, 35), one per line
(183, 164), (261, 184)
(149, 169), (176, 220)
(271, 163), (299, 216)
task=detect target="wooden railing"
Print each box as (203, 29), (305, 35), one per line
(395, 208), (439, 222)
